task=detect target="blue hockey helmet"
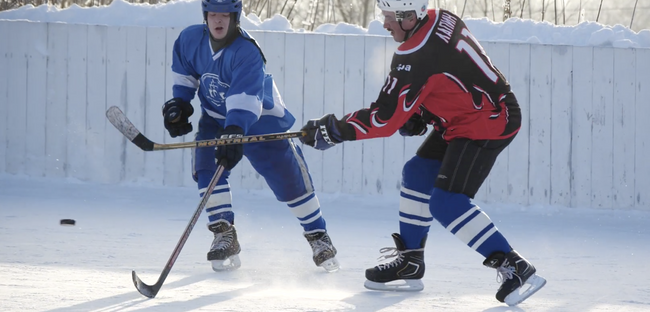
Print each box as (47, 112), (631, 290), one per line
(202, 0), (243, 22)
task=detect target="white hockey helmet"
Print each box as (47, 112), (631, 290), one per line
(376, 0), (429, 20)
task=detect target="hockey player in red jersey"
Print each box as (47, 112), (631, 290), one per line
(299, 0), (546, 306)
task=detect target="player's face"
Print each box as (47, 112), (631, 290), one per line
(206, 12), (231, 40)
(381, 11), (406, 42)
(380, 10), (417, 42)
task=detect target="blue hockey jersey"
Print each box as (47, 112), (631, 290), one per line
(171, 24), (294, 135)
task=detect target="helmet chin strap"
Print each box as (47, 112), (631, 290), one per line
(398, 21), (412, 32)
(398, 16), (426, 41)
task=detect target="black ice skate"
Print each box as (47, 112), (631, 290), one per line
(364, 233), (426, 292)
(304, 229), (340, 272)
(207, 220), (241, 271)
(483, 250), (547, 306)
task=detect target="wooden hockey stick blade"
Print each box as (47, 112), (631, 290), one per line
(105, 106), (156, 151)
(106, 106), (305, 152)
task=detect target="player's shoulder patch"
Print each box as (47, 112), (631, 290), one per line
(397, 9), (440, 54)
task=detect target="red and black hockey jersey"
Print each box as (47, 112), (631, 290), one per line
(336, 9), (521, 142)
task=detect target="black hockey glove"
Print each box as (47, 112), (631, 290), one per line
(215, 125), (245, 171)
(399, 113), (429, 137)
(162, 98), (194, 138)
(300, 114), (343, 151)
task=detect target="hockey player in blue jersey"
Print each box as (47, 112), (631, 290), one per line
(161, 0), (339, 272)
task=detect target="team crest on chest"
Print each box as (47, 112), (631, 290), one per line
(201, 73), (230, 107)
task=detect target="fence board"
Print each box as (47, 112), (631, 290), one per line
(342, 35), (364, 194)
(550, 45), (573, 207)
(528, 45), (553, 206)
(67, 24), (88, 181)
(6, 21), (28, 175)
(24, 22), (48, 178)
(163, 27), (185, 187)
(571, 46), (593, 208)
(301, 34), (326, 192)
(591, 47), (614, 209)
(635, 49), (650, 209)
(362, 36), (386, 195)
(0, 21), (8, 173)
(105, 26), (128, 184)
(86, 25), (108, 183)
(322, 34), (345, 194)
(143, 27), (167, 186)
(507, 43), (531, 206)
(612, 48), (636, 209)
(123, 26), (148, 183)
(45, 23), (68, 179)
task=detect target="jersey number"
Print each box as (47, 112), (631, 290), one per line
(382, 76), (398, 94)
(456, 28), (499, 83)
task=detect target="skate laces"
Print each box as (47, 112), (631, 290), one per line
(375, 247), (404, 270)
(308, 235), (333, 255)
(211, 229), (234, 251)
(495, 259), (522, 285)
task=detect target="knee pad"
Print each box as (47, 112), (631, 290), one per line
(402, 156), (441, 193)
(399, 156), (441, 225)
(429, 188), (474, 228)
(398, 156), (441, 249)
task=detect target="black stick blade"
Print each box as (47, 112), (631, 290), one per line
(132, 271), (160, 298)
(106, 106), (155, 151)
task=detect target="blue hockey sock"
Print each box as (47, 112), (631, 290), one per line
(287, 192), (326, 232)
(399, 156), (440, 249)
(197, 170), (234, 225)
(429, 188), (511, 257)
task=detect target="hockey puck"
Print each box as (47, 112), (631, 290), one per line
(60, 219), (76, 226)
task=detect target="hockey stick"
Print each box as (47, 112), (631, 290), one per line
(132, 162), (227, 298)
(106, 106), (305, 151)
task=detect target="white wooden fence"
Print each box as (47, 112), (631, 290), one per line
(1, 20), (649, 210)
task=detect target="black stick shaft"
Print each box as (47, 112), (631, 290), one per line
(132, 163), (227, 298)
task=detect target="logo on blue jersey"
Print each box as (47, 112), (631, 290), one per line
(201, 73), (230, 107)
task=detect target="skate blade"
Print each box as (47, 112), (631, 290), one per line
(504, 274), (547, 306)
(211, 255), (241, 272)
(320, 258), (340, 273)
(364, 279), (424, 292)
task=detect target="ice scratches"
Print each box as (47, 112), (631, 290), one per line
(621, 300), (650, 306)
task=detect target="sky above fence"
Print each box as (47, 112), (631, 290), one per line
(0, 0), (649, 48)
